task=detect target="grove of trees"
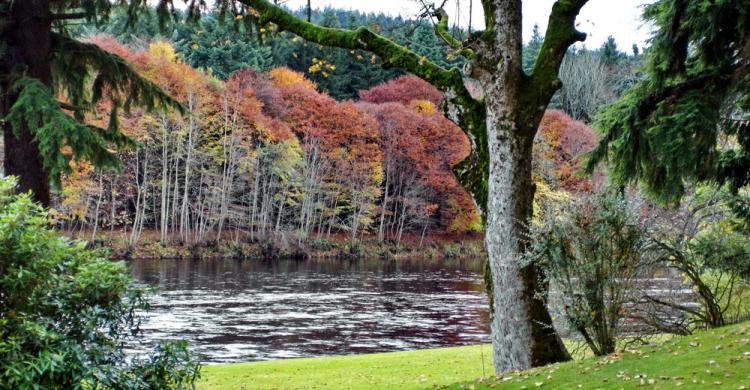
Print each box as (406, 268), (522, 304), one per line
(54, 37), (481, 249)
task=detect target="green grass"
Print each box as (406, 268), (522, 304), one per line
(199, 344), (495, 389)
(452, 323), (750, 390)
(199, 323), (750, 389)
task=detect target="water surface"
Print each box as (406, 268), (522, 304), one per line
(129, 258), (490, 363)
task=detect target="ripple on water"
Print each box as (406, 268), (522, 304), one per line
(127, 258), (491, 363)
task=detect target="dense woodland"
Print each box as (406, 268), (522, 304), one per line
(48, 9), (638, 253)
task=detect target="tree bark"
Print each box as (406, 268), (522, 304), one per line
(1, 0), (53, 205)
(484, 92), (570, 370)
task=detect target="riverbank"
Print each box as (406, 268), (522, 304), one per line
(199, 322), (750, 389)
(64, 229), (486, 261)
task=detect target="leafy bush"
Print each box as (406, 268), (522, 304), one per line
(526, 190), (648, 356)
(0, 177), (200, 388)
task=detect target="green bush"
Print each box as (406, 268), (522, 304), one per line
(526, 190), (648, 356)
(0, 177), (200, 389)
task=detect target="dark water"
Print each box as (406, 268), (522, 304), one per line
(128, 258), (490, 363)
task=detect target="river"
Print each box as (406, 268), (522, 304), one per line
(128, 258), (490, 363)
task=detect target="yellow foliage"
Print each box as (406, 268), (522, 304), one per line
(268, 67), (316, 90)
(532, 174), (571, 223)
(410, 100), (438, 115)
(148, 40), (178, 62)
(60, 161), (97, 221)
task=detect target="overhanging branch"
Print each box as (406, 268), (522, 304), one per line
(432, 8), (475, 60)
(239, 0), (463, 92)
(530, 0), (589, 96)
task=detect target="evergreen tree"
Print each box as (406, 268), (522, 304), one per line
(598, 36), (625, 66)
(173, 15), (273, 79)
(588, 0), (750, 203)
(523, 24), (544, 73)
(0, 1), (181, 206)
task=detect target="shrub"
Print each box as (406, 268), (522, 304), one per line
(645, 187), (750, 331)
(526, 190), (648, 356)
(0, 177), (200, 388)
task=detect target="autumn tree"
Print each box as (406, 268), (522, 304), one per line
(359, 76), (477, 238)
(266, 67), (383, 242)
(232, 0), (593, 370)
(535, 110), (598, 193)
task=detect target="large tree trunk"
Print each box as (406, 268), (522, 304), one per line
(1, 0), (52, 206)
(484, 96), (569, 371)
(483, 15), (571, 376)
(483, 1), (570, 365)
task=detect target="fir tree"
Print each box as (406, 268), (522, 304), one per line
(523, 24), (544, 73)
(588, 0), (750, 203)
(0, 1), (182, 206)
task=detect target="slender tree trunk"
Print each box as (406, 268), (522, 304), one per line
(90, 172), (104, 242)
(378, 167), (390, 242)
(180, 93), (195, 241)
(160, 115), (170, 243)
(1, 0), (53, 205)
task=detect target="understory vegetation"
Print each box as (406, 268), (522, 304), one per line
(0, 177), (200, 389)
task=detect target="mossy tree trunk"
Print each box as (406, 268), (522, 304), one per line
(240, 0), (590, 372)
(0, 0), (53, 206)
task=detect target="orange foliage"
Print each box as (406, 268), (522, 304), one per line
(536, 110), (598, 192)
(359, 75), (444, 107)
(268, 67), (317, 90)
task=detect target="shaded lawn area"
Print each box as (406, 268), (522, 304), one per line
(199, 322), (750, 389)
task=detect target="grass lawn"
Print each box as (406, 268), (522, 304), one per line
(199, 344), (494, 390)
(199, 323), (750, 389)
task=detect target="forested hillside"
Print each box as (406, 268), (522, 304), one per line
(54, 36), (480, 256)
(82, 7), (465, 100)
(49, 7), (640, 258)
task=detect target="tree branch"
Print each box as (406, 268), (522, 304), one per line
(530, 0), (589, 94)
(432, 8), (475, 60)
(239, 0), (461, 91)
(480, 0), (495, 34)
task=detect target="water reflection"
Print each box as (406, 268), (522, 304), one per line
(128, 258), (490, 363)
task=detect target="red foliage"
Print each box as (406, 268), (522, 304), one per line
(358, 98), (478, 231)
(537, 110), (598, 192)
(359, 75), (444, 107)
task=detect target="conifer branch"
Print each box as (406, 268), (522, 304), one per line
(49, 33), (185, 116)
(51, 12), (89, 20)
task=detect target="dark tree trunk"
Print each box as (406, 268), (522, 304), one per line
(479, 0), (570, 371)
(0, 0), (52, 206)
